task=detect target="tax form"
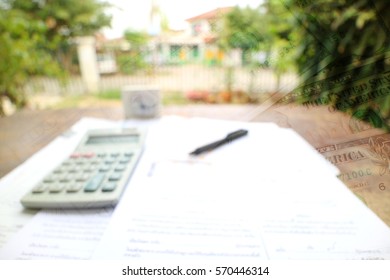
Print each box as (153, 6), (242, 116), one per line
(93, 118), (390, 260)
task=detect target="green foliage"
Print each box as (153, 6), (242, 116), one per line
(0, 0), (111, 115)
(219, 6), (267, 63)
(287, 0), (390, 130)
(0, 8), (62, 113)
(162, 91), (190, 106)
(262, 0), (297, 70)
(8, 0), (111, 40)
(220, 4), (297, 70)
(117, 53), (148, 75)
(119, 30), (150, 74)
(98, 89), (120, 100)
(124, 30), (149, 50)
(219, 3), (297, 89)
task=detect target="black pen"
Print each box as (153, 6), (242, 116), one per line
(189, 129), (248, 156)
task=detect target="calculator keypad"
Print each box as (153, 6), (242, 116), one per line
(34, 152), (132, 195)
(20, 128), (145, 209)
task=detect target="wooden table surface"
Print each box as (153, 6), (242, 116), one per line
(1, 104), (389, 226)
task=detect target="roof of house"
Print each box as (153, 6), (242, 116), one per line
(186, 7), (233, 22)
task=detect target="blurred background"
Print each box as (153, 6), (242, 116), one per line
(1, 0), (390, 226)
(1, 0), (388, 130)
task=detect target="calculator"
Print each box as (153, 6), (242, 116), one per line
(21, 128), (146, 209)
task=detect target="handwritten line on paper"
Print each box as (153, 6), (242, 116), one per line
(0, 208), (114, 260)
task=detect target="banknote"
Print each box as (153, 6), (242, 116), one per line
(250, 47), (390, 149)
(271, 54), (390, 130)
(252, 103), (386, 148)
(252, 105), (390, 227)
(316, 133), (390, 227)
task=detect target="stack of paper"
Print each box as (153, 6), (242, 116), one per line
(93, 117), (390, 260)
(1, 116), (390, 260)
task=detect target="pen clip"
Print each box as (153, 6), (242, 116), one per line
(226, 129), (248, 140)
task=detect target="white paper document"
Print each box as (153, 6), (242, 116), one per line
(2, 116), (390, 260)
(92, 118), (390, 260)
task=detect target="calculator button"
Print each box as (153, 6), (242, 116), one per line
(108, 172), (122, 181)
(68, 168), (79, 173)
(82, 153), (95, 158)
(75, 173), (90, 182)
(43, 175), (57, 183)
(114, 164), (127, 172)
(110, 153), (120, 157)
(32, 183), (49, 193)
(124, 152), (133, 157)
(97, 153), (107, 158)
(58, 174), (71, 182)
(104, 159), (115, 164)
(53, 168), (64, 174)
(119, 158), (131, 164)
(70, 153), (81, 159)
(59, 178), (70, 183)
(83, 166), (95, 173)
(75, 159), (86, 165)
(49, 183), (66, 193)
(102, 182), (117, 192)
(84, 173), (105, 192)
(99, 165), (111, 172)
(66, 183), (85, 193)
(90, 160), (100, 165)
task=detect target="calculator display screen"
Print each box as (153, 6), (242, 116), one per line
(86, 134), (138, 145)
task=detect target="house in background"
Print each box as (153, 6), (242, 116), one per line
(185, 7), (232, 65)
(95, 35), (130, 74)
(152, 7), (234, 65)
(95, 7), (238, 70)
(151, 30), (203, 65)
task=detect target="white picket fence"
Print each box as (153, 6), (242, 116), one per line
(23, 65), (298, 97)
